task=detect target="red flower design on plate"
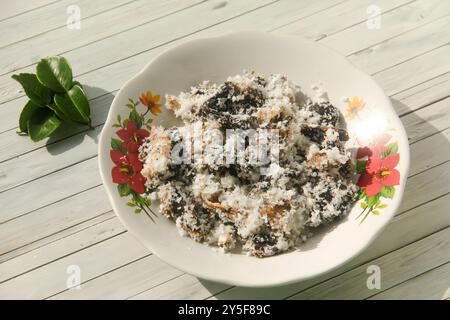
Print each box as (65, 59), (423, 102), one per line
(116, 120), (149, 153)
(357, 153), (400, 197)
(111, 150), (146, 194)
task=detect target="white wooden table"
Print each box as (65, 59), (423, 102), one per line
(0, 0), (449, 300)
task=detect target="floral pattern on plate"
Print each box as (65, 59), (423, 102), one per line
(109, 90), (161, 221)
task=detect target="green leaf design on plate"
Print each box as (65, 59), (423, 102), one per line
(54, 84), (91, 125)
(111, 138), (126, 154)
(27, 108), (61, 142)
(383, 142), (399, 158)
(380, 185), (395, 199)
(11, 73), (53, 106)
(117, 183), (131, 197)
(18, 100), (41, 133)
(356, 160), (367, 174)
(366, 194), (380, 208)
(129, 110), (142, 128)
(36, 57), (73, 93)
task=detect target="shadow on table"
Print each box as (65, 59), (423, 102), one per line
(45, 85), (114, 155)
(196, 98), (450, 300)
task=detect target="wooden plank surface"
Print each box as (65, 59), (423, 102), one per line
(0, 0), (448, 300)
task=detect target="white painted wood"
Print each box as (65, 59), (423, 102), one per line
(12, 186), (449, 300)
(0, 186), (111, 256)
(0, 0), (205, 106)
(0, 0), (208, 76)
(0, 0), (272, 107)
(392, 71), (450, 103)
(134, 193), (450, 299)
(50, 255), (182, 299)
(0, 0), (438, 135)
(0, 211), (116, 263)
(373, 44), (450, 96)
(397, 161), (450, 213)
(288, 228), (450, 299)
(1, 13), (447, 138)
(408, 128), (450, 176)
(274, 0), (413, 41)
(0, 0), (58, 21)
(0, 232), (148, 299)
(0, 157), (100, 224)
(369, 263), (450, 300)
(0, 0), (396, 129)
(131, 274), (227, 300)
(0, 0), (280, 125)
(0, 0), (448, 300)
(0, 0), (413, 125)
(402, 96), (450, 143)
(0, 125), (101, 192)
(321, 0), (450, 56)
(348, 15), (450, 75)
(391, 73), (450, 116)
(0, 0), (133, 47)
(0, 216), (123, 282)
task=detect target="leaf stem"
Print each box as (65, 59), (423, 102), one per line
(359, 206), (373, 224)
(355, 206), (367, 220)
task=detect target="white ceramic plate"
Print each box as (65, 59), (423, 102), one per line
(98, 32), (409, 287)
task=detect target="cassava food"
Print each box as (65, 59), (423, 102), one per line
(139, 71), (357, 257)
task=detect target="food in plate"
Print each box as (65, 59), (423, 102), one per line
(139, 70), (357, 257)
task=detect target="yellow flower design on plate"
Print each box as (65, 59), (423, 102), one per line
(345, 96), (365, 120)
(139, 90), (162, 115)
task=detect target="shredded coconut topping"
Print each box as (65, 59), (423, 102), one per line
(139, 70), (357, 257)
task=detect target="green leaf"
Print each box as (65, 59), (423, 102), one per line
(47, 102), (73, 123)
(383, 142), (399, 158)
(27, 108), (61, 142)
(372, 210), (380, 215)
(366, 195), (380, 208)
(356, 160), (367, 174)
(117, 183), (131, 197)
(73, 80), (83, 89)
(11, 73), (53, 106)
(36, 56), (73, 93)
(380, 186), (395, 199)
(135, 208), (142, 214)
(358, 188), (366, 200)
(129, 110), (142, 128)
(377, 204), (388, 209)
(18, 100), (41, 133)
(360, 202), (367, 209)
(111, 138), (126, 153)
(54, 84), (91, 125)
